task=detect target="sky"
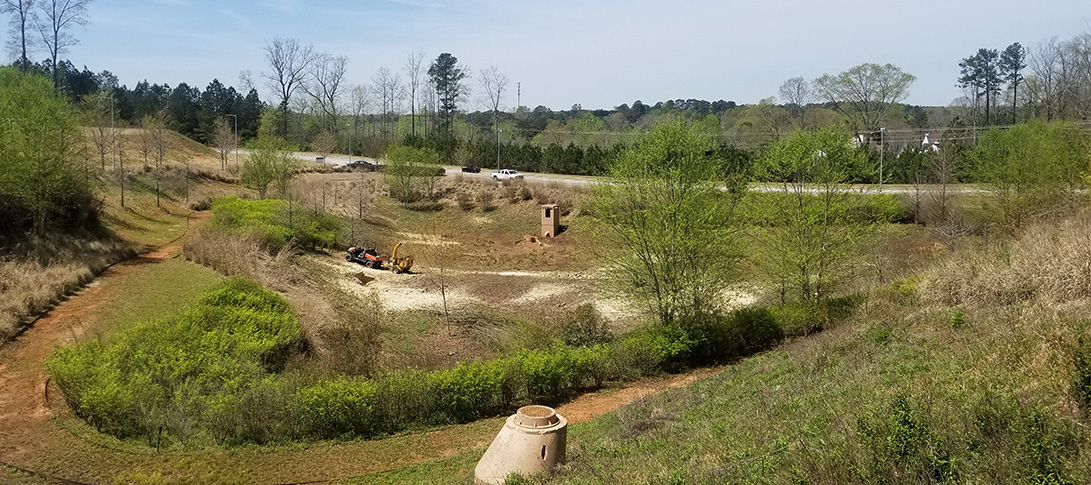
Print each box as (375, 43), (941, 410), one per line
(14, 0), (1091, 111)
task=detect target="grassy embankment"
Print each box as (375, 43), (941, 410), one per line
(349, 210), (1091, 484)
(0, 127), (250, 342)
(0, 184), (190, 341)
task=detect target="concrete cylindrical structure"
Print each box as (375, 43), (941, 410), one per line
(474, 405), (568, 485)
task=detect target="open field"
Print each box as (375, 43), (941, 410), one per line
(4, 114), (1089, 484)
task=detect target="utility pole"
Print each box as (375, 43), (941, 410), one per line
(879, 127), (885, 192)
(517, 82), (521, 114)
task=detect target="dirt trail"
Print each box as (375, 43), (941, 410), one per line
(0, 214), (720, 484)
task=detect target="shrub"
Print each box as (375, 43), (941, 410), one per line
(560, 303), (612, 347)
(210, 197), (292, 249)
(500, 185), (517, 202)
(297, 378), (380, 439)
(604, 336), (663, 380)
(518, 186), (533, 201)
(455, 191), (476, 211)
(209, 196), (342, 252)
(434, 360), (509, 421)
(476, 189), (496, 212)
(847, 193), (911, 224)
(770, 296), (859, 337)
(48, 278), (302, 443)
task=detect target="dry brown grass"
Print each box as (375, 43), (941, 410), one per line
(0, 236), (134, 340)
(182, 227), (302, 287)
(921, 210), (1091, 307)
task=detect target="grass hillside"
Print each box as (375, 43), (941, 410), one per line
(353, 211), (1091, 484)
(542, 212), (1091, 484)
(0, 184), (191, 341)
(1, 125), (248, 342)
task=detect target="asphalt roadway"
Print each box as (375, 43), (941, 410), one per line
(250, 149), (982, 194)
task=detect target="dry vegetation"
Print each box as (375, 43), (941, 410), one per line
(922, 210), (1091, 306)
(0, 236), (133, 340)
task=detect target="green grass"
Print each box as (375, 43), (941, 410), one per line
(99, 182), (193, 248)
(341, 449), (481, 484)
(539, 304), (1091, 483)
(352, 298), (1091, 484)
(1, 464), (49, 484)
(91, 258), (222, 332)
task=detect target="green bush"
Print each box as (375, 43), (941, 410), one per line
(0, 67), (96, 234)
(560, 303), (612, 347)
(847, 193), (911, 224)
(950, 311), (968, 329)
(297, 378), (380, 439)
(434, 360), (510, 421)
(48, 278), (302, 443)
(210, 196), (342, 251)
(54, 280), (795, 445)
(856, 395), (958, 483)
(771, 296), (859, 337)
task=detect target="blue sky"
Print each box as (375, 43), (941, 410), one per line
(17, 0), (1091, 110)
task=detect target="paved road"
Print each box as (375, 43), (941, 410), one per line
(252, 150), (984, 194)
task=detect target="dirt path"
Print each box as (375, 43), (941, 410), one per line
(0, 215), (721, 484)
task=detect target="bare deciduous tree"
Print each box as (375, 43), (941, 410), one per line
(262, 36), (316, 139)
(2, 0), (35, 67)
(210, 116), (235, 171)
(141, 111), (168, 207)
(303, 52), (347, 133)
(35, 0), (92, 87)
(347, 83), (372, 151)
(237, 69), (255, 93)
(421, 78), (437, 137)
(80, 91), (115, 170)
(372, 67), (404, 141)
(478, 66), (508, 169)
(404, 49), (426, 137)
(311, 131), (336, 159)
(136, 119), (154, 170)
(1024, 33), (1091, 122)
(778, 76), (811, 128)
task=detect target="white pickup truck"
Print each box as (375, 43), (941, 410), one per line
(490, 169), (524, 181)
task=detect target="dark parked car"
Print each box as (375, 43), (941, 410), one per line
(461, 165), (481, 173)
(347, 160), (378, 172)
